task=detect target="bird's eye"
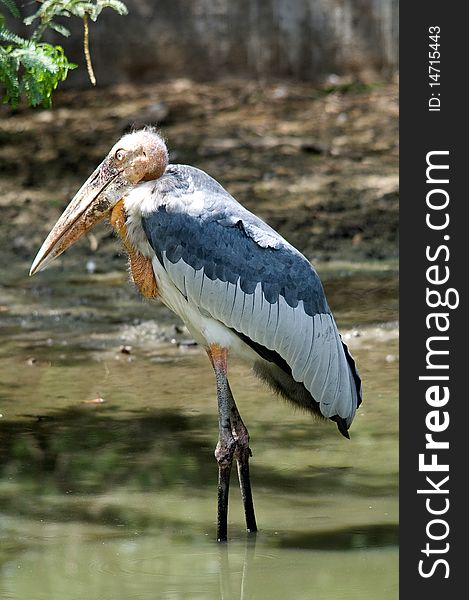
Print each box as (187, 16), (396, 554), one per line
(115, 149), (126, 161)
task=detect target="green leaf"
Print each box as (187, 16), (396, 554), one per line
(48, 21), (71, 37)
(1, 0), (128, 106)
(16, 45), (59, 75)
(86, 1), (128, 21)
(0, 46), (20, 105)
(0, 37), (76, 107)
(25, 0), (128, 27)
(0, 24), (25, 45)
(0, 0), (21, 19)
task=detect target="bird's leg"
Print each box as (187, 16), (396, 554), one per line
(209, 345), (237, 542)
(208, 344), (258, 540)
(226, 382), (258, 534)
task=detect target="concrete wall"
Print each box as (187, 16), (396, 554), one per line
(35, 0), (399, 86)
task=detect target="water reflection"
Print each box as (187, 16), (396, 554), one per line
(0, 399), (396, 530)
(0, 526), (398, 600)
(217, 537), (256, 600)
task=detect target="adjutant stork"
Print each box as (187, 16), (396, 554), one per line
(30, 128), (362, 541)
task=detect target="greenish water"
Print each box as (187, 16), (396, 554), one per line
(0, 258), (398, 599)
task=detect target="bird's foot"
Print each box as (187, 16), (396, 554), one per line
(215, 435), (237, 469)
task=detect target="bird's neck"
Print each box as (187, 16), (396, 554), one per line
(110, 200), (158, 299)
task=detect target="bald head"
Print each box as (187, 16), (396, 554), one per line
(111, 128), (169, 183)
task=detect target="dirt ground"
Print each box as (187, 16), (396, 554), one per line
(0, 78), (398, 266)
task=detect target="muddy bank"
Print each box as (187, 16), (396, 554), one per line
(0, 78), (398, 269)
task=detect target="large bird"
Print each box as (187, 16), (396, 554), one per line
(30, 128), (362, 541)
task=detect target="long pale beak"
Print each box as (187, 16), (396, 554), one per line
(30, 160), (129, 276)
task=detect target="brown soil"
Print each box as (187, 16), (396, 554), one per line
(0, 78), (398, 266)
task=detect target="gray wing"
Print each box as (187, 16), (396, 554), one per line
(142, 165), (361, 427)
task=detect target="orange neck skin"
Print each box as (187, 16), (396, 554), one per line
(110, 200), (158, 299)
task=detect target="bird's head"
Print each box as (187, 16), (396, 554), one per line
(29, 128), (168, 275)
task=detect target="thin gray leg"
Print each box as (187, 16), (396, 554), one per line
(227, 382), (258, 534)
(210, 346), (236, 542)
(209, 345), (258, 541)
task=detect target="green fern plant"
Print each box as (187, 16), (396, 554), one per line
(0, 0), (128, 107)
(25, 1), (128, 85)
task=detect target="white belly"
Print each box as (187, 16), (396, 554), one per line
(151, 256), (258, 362)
